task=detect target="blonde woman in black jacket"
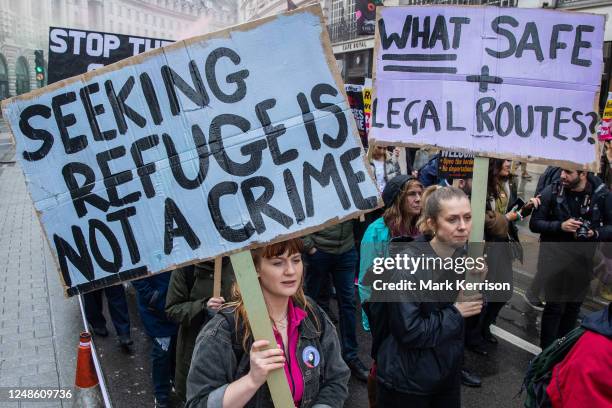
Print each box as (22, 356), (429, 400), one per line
(370, 187), (483, 408)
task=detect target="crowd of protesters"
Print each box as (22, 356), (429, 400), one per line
(82, 146), (612, 408)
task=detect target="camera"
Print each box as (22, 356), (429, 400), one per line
(575, 218), (593, 241)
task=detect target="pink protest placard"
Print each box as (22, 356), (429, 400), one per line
(370, 6), (605, 170)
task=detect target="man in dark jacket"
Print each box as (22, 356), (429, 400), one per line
(530, 170), (612, 348)
(132, 272), (178, 408)
(165, 259), (235, 404)
(303, 221), (369, 382)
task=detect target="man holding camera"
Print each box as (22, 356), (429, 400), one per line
(530, 169), (612, 348)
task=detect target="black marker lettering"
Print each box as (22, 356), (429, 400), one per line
(297, 92), (322, 149)
(311, 83), (348, 148)
(130, 134), (159, 199)
(106, 207), (140, 265)
(430, 15), (450, 50)
(446, 101), (466, 131)
(550, 24), (572, 59)
(403, 100), (420, 135)
(411, 16), (431, 48)
(572, 25), (594, 67)
(283, 169), (305, 224)
(420, 100), (441, 131)
(19, 104), (53, 161)
(486, 16), (518, 59)
(79, 82), (116, 142)
(371, 98), (384, 128)
(340, 147), (378, 210)
(449, 17), (470, 49)
(162, 125), (209, 189)
(387, 98), (405, 129)
(140, 72), (163, 125)
(303, 153), (350, 217)
(161, 60), (209, 116)
(54, 227), (93, 283)
(255, 98), (297, 165)
(89, 218), (122, 273)
(476, 97), (496, 132)
(572, 111), (587, 142)
(515, 105), (534, 137)
(207, 181), (255, 242)
(96, 146), (140, 207)
(62, 162), (110, 218)
(205, 47), (249, 103)
(241, 176), (293, 234)
(534, 106), (554, 137)
(553, 107), (571, 140)
(52, 92), (88, 154)
(495, 102), (514, 137)
(104, 76), (146, 135)
(378, 16), (412, 50)
(164, 197), (200, 254)
(209, 114), (265, 177)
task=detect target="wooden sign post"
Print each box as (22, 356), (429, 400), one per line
(467, 156), (489, 288)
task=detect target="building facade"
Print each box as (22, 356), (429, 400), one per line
(239, 0), (326, 22)
(0, 0), (237, 103)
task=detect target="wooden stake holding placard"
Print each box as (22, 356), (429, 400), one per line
(229, 251), (294, 407)
(213, 256), (222, 298)
(467, 157), (489, 289)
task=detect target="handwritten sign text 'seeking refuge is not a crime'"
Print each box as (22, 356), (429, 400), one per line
(1, 6), (380, 296)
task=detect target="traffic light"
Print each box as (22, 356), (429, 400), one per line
(34, 50), (44, 82)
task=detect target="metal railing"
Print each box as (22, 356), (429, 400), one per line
(328, 20), (360, 44)
(327, 0), (517, 45)
(557, 0), (611, 8)
(399, 0), (517, 5)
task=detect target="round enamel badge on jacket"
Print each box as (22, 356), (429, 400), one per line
(302, 346), (320, 368)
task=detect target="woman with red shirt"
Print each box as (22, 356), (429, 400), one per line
(186, 238), (350, 408)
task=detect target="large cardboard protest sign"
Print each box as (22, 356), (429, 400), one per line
(2, 6), (380, 296)
(370, 6), (605, 170)
(48, 27), (173, 84)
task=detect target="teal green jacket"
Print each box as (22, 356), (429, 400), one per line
(358, 218), (392, 331)
(358, 217), (391, 305)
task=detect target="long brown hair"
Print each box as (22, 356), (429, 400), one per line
(487, 159), (513, 199)
(383, 178), (423, 236)
(224, 238), (319, 351)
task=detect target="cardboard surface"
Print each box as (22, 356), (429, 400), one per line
(370, 6), (605, 170)
(1, 6), (380, 296)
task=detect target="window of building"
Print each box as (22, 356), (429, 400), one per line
(0, 54), (9, 101)
(15, 56), (30, 96)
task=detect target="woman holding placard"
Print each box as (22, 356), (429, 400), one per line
(370, 187), (484, 408)
(185, 238), (350, 408)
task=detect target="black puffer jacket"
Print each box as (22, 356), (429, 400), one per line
(371, 236), (464, 395)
